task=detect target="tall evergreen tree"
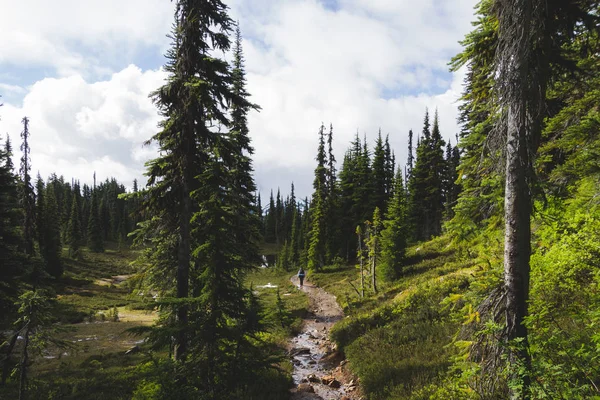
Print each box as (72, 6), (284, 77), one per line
(87, 191), (103, 253)
(0, 133), (23, 314)
(66, 190), (82, 258)
(444, 140), (461, 219)
(275, 188), (283, 244)
(428, 110), (447, 236)
(406, 129), (414, 182)
(384, 134), (395, 197)
(366, 207), (382, 294)
(4, 135), (13, 172)
(325, 123), (340, 261)
(19, 117), (35, 256)
(407, 109), (446, 241)
(307, 124), (327, 271)
(380, 169), (407, 281)
(265, 190), (276, 243)
(372, 130), (387, 214)
(408, 110), (432, 241)
(42, 184), (62, 278)
(134, 3), (264, 394)
(35, 175), (45, 255)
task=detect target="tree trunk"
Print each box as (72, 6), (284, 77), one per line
(504, 104), (532, 397)
(1, 330), (19, 385)
(18, 326), (30, 400)
(357, 229), (365, 298)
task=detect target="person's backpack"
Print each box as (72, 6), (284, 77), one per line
(298, 269), (305, 277)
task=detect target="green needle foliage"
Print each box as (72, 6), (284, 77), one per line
(380, 170), (407, 282)
(87, 191), (104, 253)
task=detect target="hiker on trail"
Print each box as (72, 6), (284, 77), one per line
(298, 267), (305, 287)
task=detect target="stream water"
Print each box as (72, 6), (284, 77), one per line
(289, 277), (357, 400)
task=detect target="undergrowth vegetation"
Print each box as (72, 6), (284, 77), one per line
(314, 176), (600, 399)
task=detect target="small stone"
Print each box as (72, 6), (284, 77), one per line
(297, 383), (315, 393)
(328, 379), (341, 389)
(340, 360), (348, 366)
(125, 345), (140, 355)
(290, 347), (310, 356)
(321, 375), (334, 385)
(307, 374), (320, 383)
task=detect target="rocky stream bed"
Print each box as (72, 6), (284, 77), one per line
(288, 276), (361, 400)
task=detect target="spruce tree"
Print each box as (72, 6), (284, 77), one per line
(0, 133), (23, 313)
(66, 191), (82, 258)
(87, 191), (104, 253)
(35, 175), (45, 256)
(408, 109), (446, 241)
(135, 3), (263, 394)
(307, 124), (327, 271)
(428, 110), (446, 236)
(265, 190), (276, 243)
(275, 188), (283, 243)
(356, 135), (373, 223)
(444, 140), (461, 219)
(42, 183), (62, 277)
(325, 123), (340, 261)
(384, 134), (395, 198)
(380, 170), (407, 281)
(372, 130), (387, 214)
(366, 207), (382, 294)
(19, 117), (35, 256)
(339, 146), (358, 261)
(406, 129), (414, 181)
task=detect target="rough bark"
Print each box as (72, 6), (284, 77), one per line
(504, 105), (532, 388)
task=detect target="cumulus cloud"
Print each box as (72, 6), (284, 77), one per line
(0, 0), (173, 77)
(0, 65), (166, 187)
(228, 0), (476, 197)
(0, 0), (478, 199)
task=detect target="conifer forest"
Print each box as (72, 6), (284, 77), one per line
(1, 0), (600, 399)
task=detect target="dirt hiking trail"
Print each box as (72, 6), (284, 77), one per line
(289, 276), (361, 400)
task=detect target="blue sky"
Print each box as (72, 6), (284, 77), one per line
(0, 0), (478, 200)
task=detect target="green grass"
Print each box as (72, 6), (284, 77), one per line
(52, 247), (155, 324)
(310, 236), (476, 399)
(5, 248), (309, 399)
(246, 267), (308, 346)
(1, 243), (161, 399)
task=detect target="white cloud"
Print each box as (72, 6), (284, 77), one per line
(0, 0), (173, 76)
(0, 0), (478, 199)
(0, 65), (166, 188)
(228, 0), (476, 198)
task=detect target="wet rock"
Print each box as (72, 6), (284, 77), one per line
(307, 374), (320, 383)
(290, 347), (311, 356)
(297, 383), (315, 393)
(321, 375), (334, 385)
(125, 345), (140, 355)
(328, 379), (341, 388)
